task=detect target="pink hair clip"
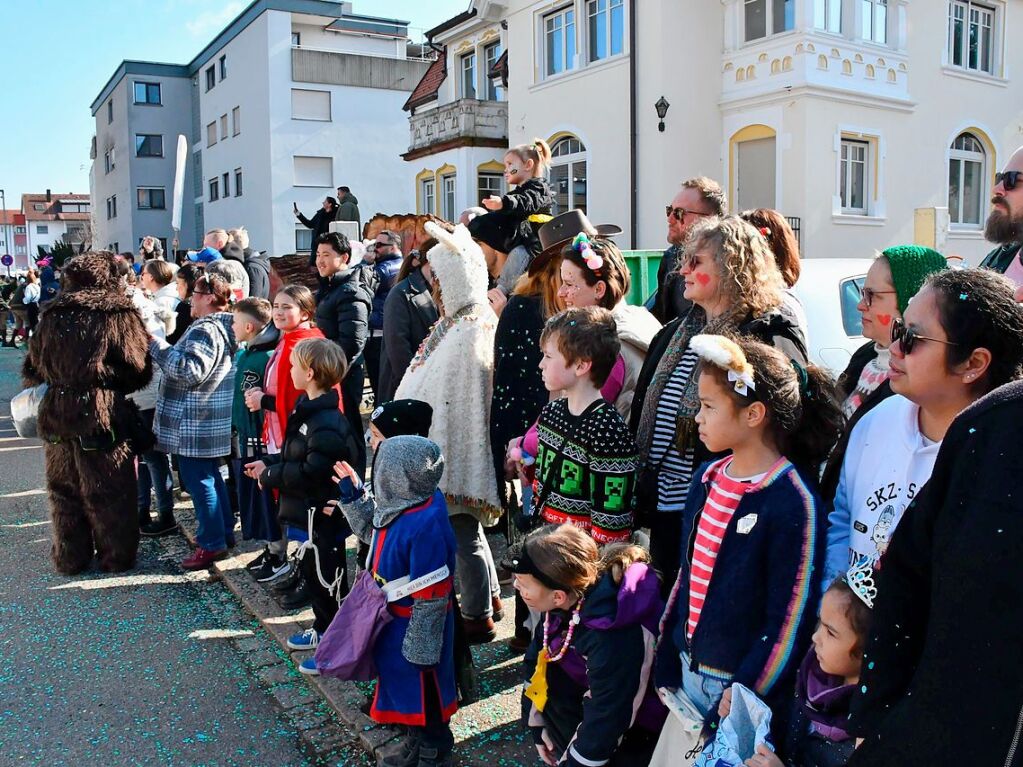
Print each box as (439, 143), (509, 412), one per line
(573, 232), (603, 272)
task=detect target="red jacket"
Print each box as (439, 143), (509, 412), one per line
(265, 327), (344, 444)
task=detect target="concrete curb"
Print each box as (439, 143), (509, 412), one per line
(168, 505), (402, 765)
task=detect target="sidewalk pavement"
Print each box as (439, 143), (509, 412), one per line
(169, 500), (534, 767)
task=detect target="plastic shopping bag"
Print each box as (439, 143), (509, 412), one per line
(11, 383), (47, 439)
(695, 683), (774, 767)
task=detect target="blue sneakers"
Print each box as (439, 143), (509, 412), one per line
(298, 657), (319, 676)
(286, 628), (320, 651)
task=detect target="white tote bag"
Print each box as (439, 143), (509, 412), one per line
(649, 686), (706, 767)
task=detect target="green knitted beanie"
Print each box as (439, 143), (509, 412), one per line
(880, 245), (948, 314)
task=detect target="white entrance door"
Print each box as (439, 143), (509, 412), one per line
(736, 137), (777, 211)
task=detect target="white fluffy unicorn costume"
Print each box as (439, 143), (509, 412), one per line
(395, 222), (502, 525)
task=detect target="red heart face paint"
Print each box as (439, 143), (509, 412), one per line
(876, 314), (892, 327)
(695, 272), (711, 286)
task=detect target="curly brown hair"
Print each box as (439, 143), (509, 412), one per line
(684, 216), (784, 318)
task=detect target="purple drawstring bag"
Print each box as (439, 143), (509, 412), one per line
(315, 570), (391, 680)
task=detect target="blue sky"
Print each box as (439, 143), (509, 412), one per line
(0, 0), (469, 210)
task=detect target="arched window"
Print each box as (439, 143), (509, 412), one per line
(549, 136), (587, 214)
(948, 132), (986, 226)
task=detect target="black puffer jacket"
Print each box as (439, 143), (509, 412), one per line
(260, 389), (360, 532)
(243, 248), (271, 299)
(315, 266), (374, 366)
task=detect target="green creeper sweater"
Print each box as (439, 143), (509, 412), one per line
(532, 398), (638, 544)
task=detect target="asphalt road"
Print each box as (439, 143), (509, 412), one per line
(0, 347), (317, 766)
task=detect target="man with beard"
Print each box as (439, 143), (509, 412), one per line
(653, 177), (727, 324)
(980, 146), (1023, 280)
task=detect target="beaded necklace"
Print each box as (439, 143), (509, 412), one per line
(542, 597), (584, 663)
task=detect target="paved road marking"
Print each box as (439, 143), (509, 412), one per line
(0, 488), (47, 498)
(50, 571), (212, 590)
(0, 444), (41, 452)
(1, 519), (50, 528)
(188, 629), (256, 640)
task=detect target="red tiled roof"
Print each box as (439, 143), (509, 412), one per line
(403, 52), (446, 112)
(0, 210), (20, 225)
(21, 193), (90, 222)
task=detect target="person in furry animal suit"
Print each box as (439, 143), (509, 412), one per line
(395, 222), (504, 642)
(22, 251), (152, 574)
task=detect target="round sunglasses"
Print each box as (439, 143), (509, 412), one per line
(890, 317), (959, 354)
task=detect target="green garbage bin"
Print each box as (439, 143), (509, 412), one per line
(622, 250), (664, 306)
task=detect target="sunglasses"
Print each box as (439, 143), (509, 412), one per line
(891, 317), (959, 355)
(859, 286), (896, 308)
(996, 171), (1023, 191)
(665, 205), (712, 222)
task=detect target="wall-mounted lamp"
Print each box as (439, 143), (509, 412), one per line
(655, 96), (670, 132)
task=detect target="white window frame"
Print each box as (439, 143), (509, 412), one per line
(222, 172), (230, 198)
(948, 132), (987, 228)
(296, 228), (313, 252)
(477, 172), (504, 204)
(948, 1), (996, 74)
(860, 0), (888, 44)
(543, 5), (577, 79)
(232, 106), (241, 136)
(813, 0), (842, 33)
(133, 81), (162, 105)
(484, 42), (503, 101)
(441, 174), (457, 221)
(36, 225), (48, 235)
(205, 66), (215, 91)
(549, 136), (588, 215)
(234, 168), (243, 197)
(586, 0), (625, 62)
(220, 114), (228, 141)
(219, 55), (227, 81)
(291, 31), (301, 46)
(136, 187), (166, 210)
(292, 89), (332, 121)
(460, 52), (477, 99)
(107, 99), (113, 124)
(840, 138), (870, 215)
(209, 178), (219, 202)
(206, 122), (217, 147)
(743, 0), (795, 42)
(421, 177), (436, 215)
(104, 148), (115, 174)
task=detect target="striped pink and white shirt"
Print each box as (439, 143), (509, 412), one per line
(687, 458), (764, 639)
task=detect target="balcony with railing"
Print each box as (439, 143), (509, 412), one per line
(404, 98), (508, 160)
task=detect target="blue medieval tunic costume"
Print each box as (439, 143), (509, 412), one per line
(339, 436), (459, 726)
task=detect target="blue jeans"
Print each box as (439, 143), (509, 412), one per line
(138, 449), (174, 515)
(177, 456), (234, 551)
(681, 652), (730, 719)
(136, 410), (173, 516)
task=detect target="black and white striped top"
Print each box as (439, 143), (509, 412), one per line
(646, 348), (699, 513)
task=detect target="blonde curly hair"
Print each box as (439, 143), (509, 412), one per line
(683, 215), (784, 318)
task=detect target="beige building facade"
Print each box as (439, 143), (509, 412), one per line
(413, 0), (1023, 264)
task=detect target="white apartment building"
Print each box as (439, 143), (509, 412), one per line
(90, 0), (432, 257)
(403, 7), (509, 220)
(413, 0), (1022, 264)
(21, 193), (90, 259)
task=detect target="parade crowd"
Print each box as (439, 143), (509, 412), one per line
(10, 140), (1023, 767)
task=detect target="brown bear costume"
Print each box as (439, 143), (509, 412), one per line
(22, 252), (152, 574)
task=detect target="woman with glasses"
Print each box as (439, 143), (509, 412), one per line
(822, 268), (1023, 589)
(818, 246), (947, 503)
(630, 216), (807, 592)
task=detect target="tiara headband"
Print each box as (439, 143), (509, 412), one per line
(845, 556), (877, 609)
(690, 334), (756, 397)
(572, 232), (604, 276)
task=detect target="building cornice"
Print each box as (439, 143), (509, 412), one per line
(401, 136), (508, 162)
(719, 82), (917, 114)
